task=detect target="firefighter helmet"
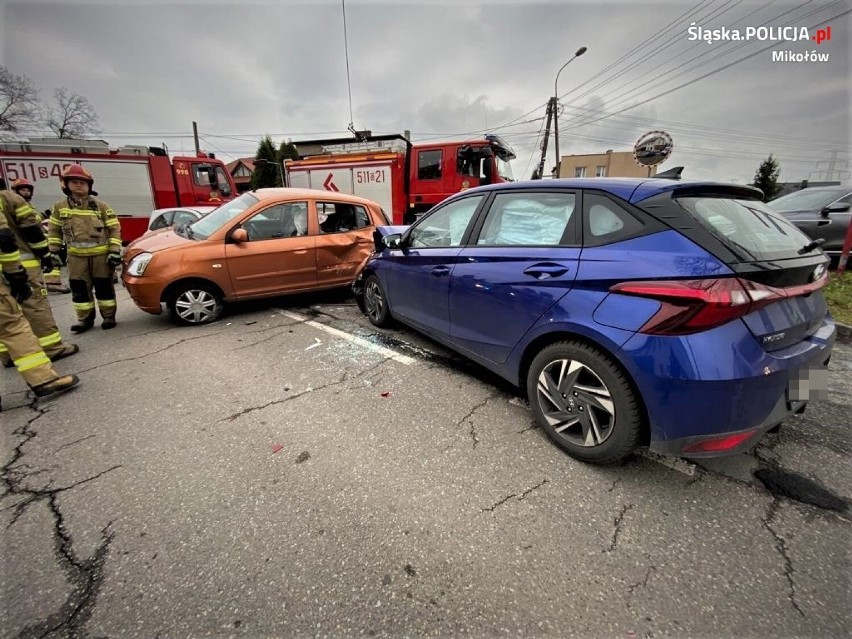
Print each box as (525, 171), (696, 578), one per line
(11, 178), (34, 193)
(61, 164), (94, 184)
(60, 164), (94, 195)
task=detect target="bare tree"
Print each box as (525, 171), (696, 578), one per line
(0, 67), (41, 134)
(45, 87), (99, 138)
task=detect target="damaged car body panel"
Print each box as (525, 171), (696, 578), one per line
(122, 188), (387, 325)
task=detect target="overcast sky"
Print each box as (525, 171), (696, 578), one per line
(1, 0), (850, 185)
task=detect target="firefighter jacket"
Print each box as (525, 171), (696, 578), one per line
(48, 196), (122, 258)
(0, 195), (27, 278)
(0, 190), (50, 271)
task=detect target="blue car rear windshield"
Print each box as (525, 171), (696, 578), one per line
(675, 197), (813, 261)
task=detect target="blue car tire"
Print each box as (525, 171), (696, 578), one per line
(526, 341), (643, 464)
(363, 275), (393, 328)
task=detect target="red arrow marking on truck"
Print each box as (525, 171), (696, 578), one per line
(323, 173), (339, 191)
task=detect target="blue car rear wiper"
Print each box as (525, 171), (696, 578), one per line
(798, 238), (825, 255)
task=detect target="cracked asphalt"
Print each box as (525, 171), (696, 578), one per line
(1, 287), (850, 638)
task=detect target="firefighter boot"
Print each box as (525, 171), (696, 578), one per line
(48, 343), (80, 362)
(31, 374), (80, 398)
(70, 317), (95, 333)
(101, 318), (116, 330)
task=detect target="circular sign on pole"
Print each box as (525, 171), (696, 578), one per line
(633, 130), (673, 167)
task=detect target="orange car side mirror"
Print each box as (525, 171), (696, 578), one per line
(231, 228), (248, 243)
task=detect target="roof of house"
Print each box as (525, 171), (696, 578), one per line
(226, 158), (255, 174)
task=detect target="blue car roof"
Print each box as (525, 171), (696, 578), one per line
(465, 178), (762, 204)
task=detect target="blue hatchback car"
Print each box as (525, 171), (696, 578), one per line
(352, 175), (835, 464)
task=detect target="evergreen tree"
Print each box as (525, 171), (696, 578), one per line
(251, 135), (279, 189)
(278, 139), (298, 162)
(276, 139), (299, 187)
(752, 155), (781, 201)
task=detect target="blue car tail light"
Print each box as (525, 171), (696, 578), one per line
(610, 272), (829, 335)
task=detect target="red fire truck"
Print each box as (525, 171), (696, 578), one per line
(284, 133), (516, 224)
(0, 138), (236, 243)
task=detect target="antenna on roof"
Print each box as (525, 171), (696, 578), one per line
(655, 166), (684, 180)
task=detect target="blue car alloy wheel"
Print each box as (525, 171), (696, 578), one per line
(527, 341), (643, 464)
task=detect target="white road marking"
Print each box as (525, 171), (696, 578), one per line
(279, 310), (415, 365)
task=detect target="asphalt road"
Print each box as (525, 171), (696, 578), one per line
(2, 286), (850, 639)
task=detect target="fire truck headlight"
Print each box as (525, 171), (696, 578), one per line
(126, 252), (153, 277)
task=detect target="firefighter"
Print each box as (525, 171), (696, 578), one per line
(48, 165), (122, 332)
(10, 178), (70, 294)
(0, 188), (79, 368)
(1, 206), (80, 400)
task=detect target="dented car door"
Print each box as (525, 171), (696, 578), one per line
(314, 199), (378, 287)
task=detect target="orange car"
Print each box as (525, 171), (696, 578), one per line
(122, 188), (389, 325)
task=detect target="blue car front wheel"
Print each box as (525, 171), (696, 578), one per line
(364, 275), (393, 328)
(527, 341), (643, 464)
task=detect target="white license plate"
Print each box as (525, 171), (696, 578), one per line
(788, 366), (829, 402)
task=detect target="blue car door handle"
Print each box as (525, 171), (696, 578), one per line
(431, 266), (451, 277)
(523, 263), (570, 279)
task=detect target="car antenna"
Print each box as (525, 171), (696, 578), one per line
(654, 166), (684, 180)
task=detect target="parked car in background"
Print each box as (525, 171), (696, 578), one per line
(123, 188), (388, 325)
(147, 206), (217, 234)
(767, 187), (852, 260)
(353, 177), (835, 464)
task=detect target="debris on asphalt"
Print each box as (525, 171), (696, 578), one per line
(381, 390), (392, 397)
(271, 444), (283, 454)
(296, 451), (310, 464)
(305, 338), (322, 351)
(245, 320), (257, 325)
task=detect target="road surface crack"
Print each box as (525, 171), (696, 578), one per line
(606, 503), (634, 553)
(481, 479), (550, 512)
(762, 498), (805, 617)
(223, 360), (391, 423)
(2, 405), (118, 638)
(73, 329), (230, 374)
(458, 393), (500, 449)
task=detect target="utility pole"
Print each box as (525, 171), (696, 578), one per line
(534, 98), (555, 180)
(552, 46), (587, 179)
(553, 98), (561, 177)
(192, 121), (201, 156)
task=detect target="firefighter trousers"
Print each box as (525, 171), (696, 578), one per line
(68, 254), (116, 323)
(0, 265), (67, 365)
(0, 288), (60, 387)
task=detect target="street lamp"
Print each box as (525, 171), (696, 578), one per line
(553, 46), (587, 177)
(253, 158), (285, 187)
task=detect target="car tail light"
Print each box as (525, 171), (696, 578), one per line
(682, 431), (755, 454)
(610, 278), (790, 335)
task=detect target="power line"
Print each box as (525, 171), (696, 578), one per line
(559, 5), (852, 134)
(560, 0), (778, 115)
(561, 1), (842, 131)
(342, 0), (355, 130)
(561, 0), (744, 107)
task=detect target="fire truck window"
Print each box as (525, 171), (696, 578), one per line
(215, 167), (231, 196)
(418, 150), (442, 181)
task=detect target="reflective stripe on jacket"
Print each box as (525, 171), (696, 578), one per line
(48, 196), (123, 256)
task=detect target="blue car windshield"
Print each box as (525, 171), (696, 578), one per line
(189, 193), (258, 239)
(676, 197), (812, 261)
